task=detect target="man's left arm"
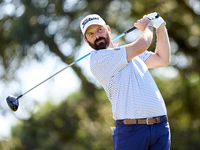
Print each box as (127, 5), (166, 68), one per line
(145, 17), (171, 69)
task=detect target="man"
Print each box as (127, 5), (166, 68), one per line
(80, 12), (171, 150)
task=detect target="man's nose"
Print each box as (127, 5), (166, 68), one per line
(95, 31), (100, 38)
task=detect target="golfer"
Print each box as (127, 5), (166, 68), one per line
(80, 12), (171, 150)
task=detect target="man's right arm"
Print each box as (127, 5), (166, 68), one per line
(125, 17), (153, 62)
(125, 25), (153, 61)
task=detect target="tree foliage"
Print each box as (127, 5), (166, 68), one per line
(3, 89), (115, 150)
(0, 0), (200, 149)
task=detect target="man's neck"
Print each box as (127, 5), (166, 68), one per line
(108, 42), (116, 48)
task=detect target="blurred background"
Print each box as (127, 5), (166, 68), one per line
(0, 0), (200, 149)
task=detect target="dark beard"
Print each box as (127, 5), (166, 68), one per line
(87, 34), (110, 50)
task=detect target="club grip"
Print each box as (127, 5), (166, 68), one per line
(124, 26), (137, 34)
(155, 13), (160, 18)
(148, 13), (160, 20)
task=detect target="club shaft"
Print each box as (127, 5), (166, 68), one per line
(19, 26), (138, 98)
(111, 33), (125, 41)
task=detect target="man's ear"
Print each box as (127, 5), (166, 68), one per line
(106, 25), (111, 34)
(84, 38), (89, 44)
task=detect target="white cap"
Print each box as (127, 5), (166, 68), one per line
(80, 14), (106, 35)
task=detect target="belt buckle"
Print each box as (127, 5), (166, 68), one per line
(146, 118), (153, 125)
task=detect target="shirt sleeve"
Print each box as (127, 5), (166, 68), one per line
(138, 51), (153, 62)
(90, 47), (128, 82)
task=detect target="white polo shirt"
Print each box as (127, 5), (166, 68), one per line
(90, 47), (167, 120)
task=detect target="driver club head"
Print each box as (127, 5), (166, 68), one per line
(6, 95), (19, 111)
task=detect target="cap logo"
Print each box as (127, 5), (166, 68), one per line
(82, 17), (99, 29)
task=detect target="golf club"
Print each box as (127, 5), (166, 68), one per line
(6, 13), (159, 111)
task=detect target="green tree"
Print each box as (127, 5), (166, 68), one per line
(4, 89), (114, 150)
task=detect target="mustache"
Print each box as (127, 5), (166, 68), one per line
(95, 37), (106, 44)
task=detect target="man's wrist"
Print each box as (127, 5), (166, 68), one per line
(156, 23), (166, 31)
(146, 23), (153, 29)
(152, 17), (166, 29)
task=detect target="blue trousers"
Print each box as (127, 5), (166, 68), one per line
(112, 120), (171, 150)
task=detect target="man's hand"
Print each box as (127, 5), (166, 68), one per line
(143, 12), (158, 20)
(143, 12), (166, 29)
(134, 17), (151, 32)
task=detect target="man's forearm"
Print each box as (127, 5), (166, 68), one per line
(155, 24), (171, 66)
(125, 25), (153, 62)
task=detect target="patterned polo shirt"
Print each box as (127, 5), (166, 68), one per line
(90, 47), (167, 120)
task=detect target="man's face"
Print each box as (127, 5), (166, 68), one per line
(84, 25), (111, 50)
